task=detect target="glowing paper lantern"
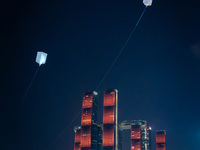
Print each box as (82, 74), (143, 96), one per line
(35, 51), (48, 66)
(143, 0), (153, 6)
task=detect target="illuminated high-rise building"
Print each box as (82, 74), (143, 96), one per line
(119, 120), (151, 150)
(131, 124), (141, 150)
(102, 89), (120, 150)
(73, 90), (165, 150)
(156, 130), (166, 150)
(74, 124), (102, 150)
(80, 91), (102, 150)
(74, 126), (81, 150)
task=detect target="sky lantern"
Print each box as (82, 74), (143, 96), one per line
(36, 51), (48, 66)
(16, 51), (48, 114)
(143, 0), (153, 6)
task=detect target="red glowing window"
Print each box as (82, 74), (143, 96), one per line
(82, 93), (93, 108)
(131, 125), (141, 139)
(156, 131), (166, 143)
(104, 90), (115, 106)
(81, 108), (92, 126)
(75, 129), (81, 143)
(131, 139), (141, 150)
(81, 126), (91, 148)
(103, 124), (114, 147)
(103, 106), (115, 124)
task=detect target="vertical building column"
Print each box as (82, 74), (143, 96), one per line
(103, 89), (118, 150)
(74, 127), (81, 150)
(131, 125), (141, 150)
(80, 91), (98, 150)
(146, 126), (152, 150)
(156, 130), (166, 150)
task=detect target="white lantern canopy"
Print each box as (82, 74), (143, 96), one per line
(143, 0), (153, 6)
(36, 51), (48, 66)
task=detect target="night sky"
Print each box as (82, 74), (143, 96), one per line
(1, 0), (200, 150)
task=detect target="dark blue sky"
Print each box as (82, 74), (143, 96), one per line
(1, 0), (200, 150)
